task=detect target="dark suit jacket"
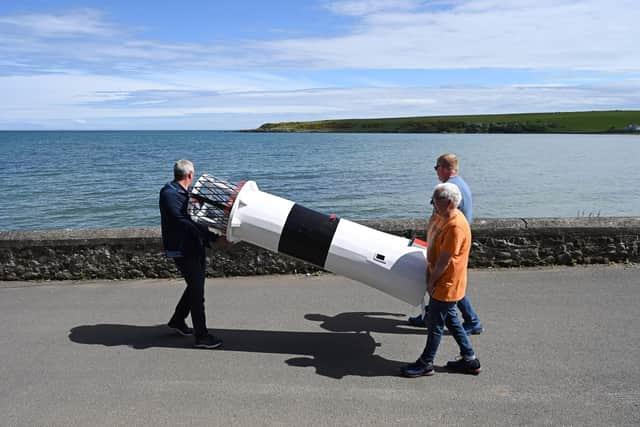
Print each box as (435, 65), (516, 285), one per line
(159, 181), (217, 257)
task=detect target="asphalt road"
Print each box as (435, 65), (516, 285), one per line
(1, 265), (639, 426)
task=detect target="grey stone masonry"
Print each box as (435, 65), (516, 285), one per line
(1, 218), (639, 281)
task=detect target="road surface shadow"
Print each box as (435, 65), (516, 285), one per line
(69, 323), (406, 379)
(305, 311), (427, 334)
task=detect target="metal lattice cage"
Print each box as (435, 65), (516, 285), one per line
(188, 174), (242, 236)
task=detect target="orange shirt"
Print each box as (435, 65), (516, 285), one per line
(426, 210), (471, 302)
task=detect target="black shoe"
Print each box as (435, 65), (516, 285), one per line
(408, 314), (427, 327)
(400, 359), (434, 378)
(446, 357), (481, 375)
(194, 334), (223, 349)
(168, 320), (193, 336)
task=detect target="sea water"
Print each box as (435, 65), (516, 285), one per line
(1, 131), (639, 231)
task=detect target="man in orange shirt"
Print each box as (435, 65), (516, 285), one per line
(408, 153), (483, 335)
(401, 183), (481, 377)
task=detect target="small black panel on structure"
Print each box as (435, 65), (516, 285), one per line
(278, 204), (340, 267)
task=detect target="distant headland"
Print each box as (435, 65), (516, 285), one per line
(250, 110), (640, 134)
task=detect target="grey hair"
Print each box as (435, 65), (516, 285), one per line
(434, 182), (462, 208)
(173, 159), (194, 180)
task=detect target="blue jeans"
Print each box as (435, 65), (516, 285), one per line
(423, 294), (482, 329)
(420, 298), (475, 362)
(457, 295), (482, 329)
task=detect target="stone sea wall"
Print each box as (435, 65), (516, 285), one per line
(1, 218), (639, 281)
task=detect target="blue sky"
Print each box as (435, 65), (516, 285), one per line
(1, 0), (638, 129)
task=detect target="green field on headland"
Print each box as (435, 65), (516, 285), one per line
(254, 110), (640, 134)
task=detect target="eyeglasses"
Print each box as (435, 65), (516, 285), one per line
(433, 165), (441, 171)
(430, 194), (449, 205)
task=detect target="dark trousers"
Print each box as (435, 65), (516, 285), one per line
(171, 254), (208, 338)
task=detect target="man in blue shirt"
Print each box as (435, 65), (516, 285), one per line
(408, 153), (484, 335)
(160, 159), (228, 349)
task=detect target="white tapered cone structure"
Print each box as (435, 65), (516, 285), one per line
(189, 174), (426, 306)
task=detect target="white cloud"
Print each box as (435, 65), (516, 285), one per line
(0, 73), (173, 117)
(2, 1), (639, 73)
(0, 2), (638, 129)
(1, 71), (637, 129)
(0, 9), (118, 37)
(324, 0), (423, 16)
(266, 0), (640, 71)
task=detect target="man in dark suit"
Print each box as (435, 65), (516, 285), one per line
(159, 159), (228, 349)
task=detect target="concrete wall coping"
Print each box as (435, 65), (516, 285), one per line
(2, 217), (640, 247)
(0, 227), (160, 247)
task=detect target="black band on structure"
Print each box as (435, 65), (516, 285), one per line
(278, 204), (340, 267)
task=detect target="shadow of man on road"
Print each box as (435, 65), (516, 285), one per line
(69, 323), (405, 379)
(303, 312), (454, 375)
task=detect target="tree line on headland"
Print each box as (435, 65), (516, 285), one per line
(252, 110), (640, 134)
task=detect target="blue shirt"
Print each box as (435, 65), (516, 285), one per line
(447, 175), (473, 223)
(159, 181), (217, 257)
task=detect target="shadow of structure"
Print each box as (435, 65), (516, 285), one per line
(305, 311), (427, 335)
(69, 321), (408, 379)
